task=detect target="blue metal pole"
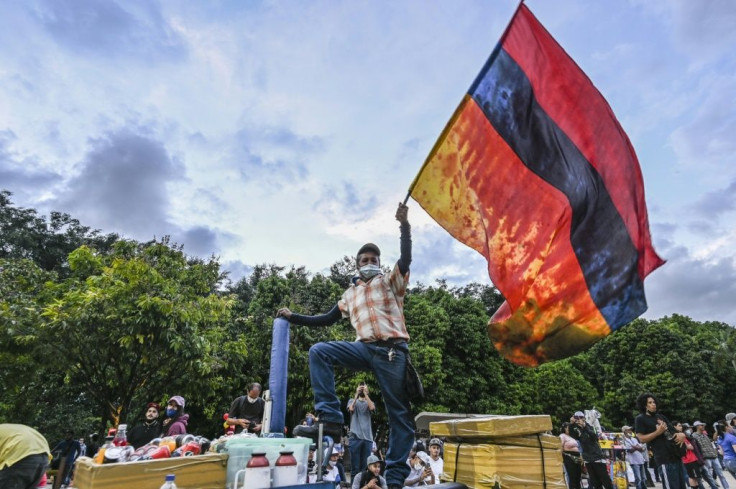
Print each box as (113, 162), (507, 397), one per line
(268, 317), (290, 435)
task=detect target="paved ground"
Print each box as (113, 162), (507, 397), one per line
(595, 466), (736, 489)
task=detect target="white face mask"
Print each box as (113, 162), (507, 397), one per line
(329, 460), (337, 467)
(414, 462), (423, 471)
(247, 396), (258, 403)
(359, 264), (381, 280)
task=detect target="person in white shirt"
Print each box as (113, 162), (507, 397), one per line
(324, 447), (342, 483)
(622, 425), (646, 489)
(403, 451), (434, 486)
(427, 438), (444, 484)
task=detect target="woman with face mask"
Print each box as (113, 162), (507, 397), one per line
(161, 396), (189, 437)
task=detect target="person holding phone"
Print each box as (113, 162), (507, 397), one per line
(403, 451), (434, 486)
(348, 381), (376, 479)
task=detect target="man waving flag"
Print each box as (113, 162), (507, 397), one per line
(408, 3), (664, 366)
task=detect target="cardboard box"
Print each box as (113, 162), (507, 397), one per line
(73, 453), (228, 489)
(474, 433), (560, 450)
(430, 415), (553, 439)
(442, 441), (565, 489)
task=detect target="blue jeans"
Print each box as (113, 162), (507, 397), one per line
(723, 458), (736, 478)
(704, 458), (729, 489)
(631, 464), (647, 489)
(349, 436), (374, 477)
(309, 340), (413, 486)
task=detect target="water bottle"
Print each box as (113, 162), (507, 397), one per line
(159, 473), (178, 489)
(112, 424), (128, 446)
(273, 450), (298, 487)
(243, 451), (271, 489)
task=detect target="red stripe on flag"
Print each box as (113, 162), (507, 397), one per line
(412, 97), (610, 365)
(502, 5), (664, 279)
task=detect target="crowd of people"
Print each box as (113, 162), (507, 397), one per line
(0, 393), (199, 489)
(560, 393), (736, 489)
(293, 379), (445, 488)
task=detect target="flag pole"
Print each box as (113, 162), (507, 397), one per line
(404, 0), (526, 207)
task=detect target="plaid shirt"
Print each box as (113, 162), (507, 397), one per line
(692, 431), (718, 459)
(338, 263), (410, 342)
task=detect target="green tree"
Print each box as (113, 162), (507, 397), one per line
(40, 240), (237, 430)
(528, 360), (598, 428)
(0, 190), (118, 276)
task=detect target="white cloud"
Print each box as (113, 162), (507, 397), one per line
(0, 0), (734, 327)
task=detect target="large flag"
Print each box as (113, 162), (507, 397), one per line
(409, 3), (664, 366)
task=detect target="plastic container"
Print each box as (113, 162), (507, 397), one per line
(112, 424), (128, 446)
(94, 436), (114, 464)
(159, 473), (178, 489)
(148, 445), (172, 460)
(272, 450), (297, 487)
(240, 451), (270, 489)
(219, 436), (311, 487)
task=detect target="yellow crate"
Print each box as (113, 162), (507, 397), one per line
(73, 453), (228, 489)
(443, 441), (565, 489)
(430, 415), (553, 439)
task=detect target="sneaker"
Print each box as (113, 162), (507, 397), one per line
(293, 421), (342, 441)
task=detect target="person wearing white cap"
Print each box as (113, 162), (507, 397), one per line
(323, 447), (343, 483)
(569, 411), (613, 489)
(403, 451), (434, 486)
(622, 425), (646, 489)
(691, 421), (727, 489)
(352, 454), (388, 489)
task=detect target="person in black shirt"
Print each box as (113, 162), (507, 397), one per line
(568, 410), (613, 489)
(226, 382), (266, 434)
(128, 402), (162, 449)
(634, 393), (687, 489)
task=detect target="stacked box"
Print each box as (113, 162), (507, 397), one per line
(431, 415), (552, 438)
(73, 453), (228, 489)
(430, 416), (565, 489)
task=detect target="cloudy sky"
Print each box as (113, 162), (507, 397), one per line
(1, 0), (734, 326)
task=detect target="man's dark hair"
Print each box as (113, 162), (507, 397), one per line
(248, 382), (262, 392)
(636, 392), (659, 413)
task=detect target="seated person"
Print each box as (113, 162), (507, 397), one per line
(352, 454), (388, 489)
(403, 451), (434, 486)
(323, 447), (343, 483)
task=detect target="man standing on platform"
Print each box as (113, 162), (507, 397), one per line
(278, 202), (414, 489)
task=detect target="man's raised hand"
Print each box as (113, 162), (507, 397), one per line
(395, 202), (409, 224)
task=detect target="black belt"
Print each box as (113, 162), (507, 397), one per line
(371, 338), (408, 349)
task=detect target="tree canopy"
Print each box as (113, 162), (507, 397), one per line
(1, 190), (734, 444)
